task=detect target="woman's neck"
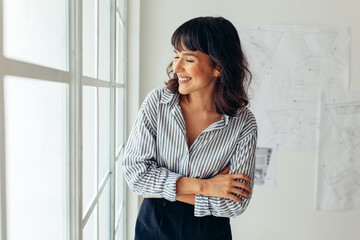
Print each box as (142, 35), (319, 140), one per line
(181, 91), (217, 113)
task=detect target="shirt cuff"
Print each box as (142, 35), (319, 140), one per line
(194, 194), (211, 217)
(163, 172), (183, 202)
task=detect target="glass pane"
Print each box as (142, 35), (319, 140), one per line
(3, 0), (68, 70)
(116, 0), (126, 21)
(98, 0), (111, 81)
(99, 88), (110, 183)
(82, 0), (98, 78)
(4, 76), (68, 239)
(115, 150), (124, 216)
(115, 211), (124, 240)
(116, 22), (126, 84)
(83, 86), (98, 214)
(99, 180), (111, 240)
(116, 88), (125, 152)
(83, 208), (97, 240)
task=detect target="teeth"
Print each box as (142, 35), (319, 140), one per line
(179, 77), (192, 81)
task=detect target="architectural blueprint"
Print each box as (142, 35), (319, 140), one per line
(236, 25), (350, 150)
(316, 91), (360, 210)
(254, 147), (277, 186)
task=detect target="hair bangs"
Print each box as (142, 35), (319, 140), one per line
(171, 20), (209, 54)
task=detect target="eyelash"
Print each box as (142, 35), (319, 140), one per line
(174, 56), (194, 62)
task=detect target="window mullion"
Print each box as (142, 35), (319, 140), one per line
(110, 0), (117, 239)
(82, 76), (112, 87)
(69, 0), (83, 239)
(96, 0), (100, 237)
(96, 86), (100, 240)
(0, 59), (70, 84)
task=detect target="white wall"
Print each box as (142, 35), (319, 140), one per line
(130, 0), (360, 239)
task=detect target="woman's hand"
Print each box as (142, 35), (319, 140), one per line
(176, 166), (252, 203)
(201, 166), (252, 203)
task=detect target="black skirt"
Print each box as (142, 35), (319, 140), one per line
(135, 198), (232, 240)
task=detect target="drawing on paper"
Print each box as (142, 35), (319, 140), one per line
(236, 25), (350, 150)
(254, 147), (277, 186)
(316, 91), (360, 210)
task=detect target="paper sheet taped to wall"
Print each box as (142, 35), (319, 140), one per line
(316, 91), (360, 210)
(236, 25), (350, 150)
(254, 147), (277, 186)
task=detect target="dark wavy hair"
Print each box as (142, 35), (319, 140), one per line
(165, 16), (252, 116)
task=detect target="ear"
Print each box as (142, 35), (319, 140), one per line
(214, 65), (221, 77)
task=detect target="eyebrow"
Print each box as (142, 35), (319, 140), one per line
(173, 50), (198, 58)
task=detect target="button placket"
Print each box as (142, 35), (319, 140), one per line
(180, 151), (190, 176)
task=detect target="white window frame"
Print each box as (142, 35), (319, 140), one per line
(0, 0), (127, 239)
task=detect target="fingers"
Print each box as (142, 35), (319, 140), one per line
(230, 173), (252, 184)
(232, 187), (251, 198)
(207, 168), (252, 203)
(233, 181), (252, 193)
(220, 166), (251, 184)
(228, 194), (243, 204)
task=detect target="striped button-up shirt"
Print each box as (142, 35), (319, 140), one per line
(123, 87), (257, 217)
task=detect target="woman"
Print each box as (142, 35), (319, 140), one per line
(123, 16), (257, 240)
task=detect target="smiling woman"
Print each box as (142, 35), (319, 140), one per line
(166, 16), (252, 117)
(123, 16), (257, 240)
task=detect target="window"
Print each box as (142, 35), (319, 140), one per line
(0, 0), (127, 239)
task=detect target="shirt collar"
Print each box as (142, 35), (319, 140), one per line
(159, 88), (179, 107)
(159, 88), (237, 127)
(223, 114), (230, 125)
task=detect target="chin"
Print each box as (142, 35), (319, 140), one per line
(178, 86), (189, 95)
(178, 90), (188, 95)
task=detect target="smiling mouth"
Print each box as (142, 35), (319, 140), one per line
(178, 77), (192, 83)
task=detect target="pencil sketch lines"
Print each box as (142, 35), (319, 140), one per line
(267, 109), (302, 134)
(238, 27), (283, 90)
(317, 92), (360, 210)
(236, 25), (349, 150)
(301, 31), (337, 57)
(327, 102), (360, 155)
(329, 169), (360, 200)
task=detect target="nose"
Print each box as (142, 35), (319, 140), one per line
(172, 58), (184, 73)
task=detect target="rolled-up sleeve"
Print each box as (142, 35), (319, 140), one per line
(194, 127), (257, 217)
(122, 92), (182, 202)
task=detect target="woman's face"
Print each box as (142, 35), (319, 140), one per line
(172, 49), (219, 96)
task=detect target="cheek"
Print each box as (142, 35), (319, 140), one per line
(198, 68), (215, 79)
(189, 66), (206, 77)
